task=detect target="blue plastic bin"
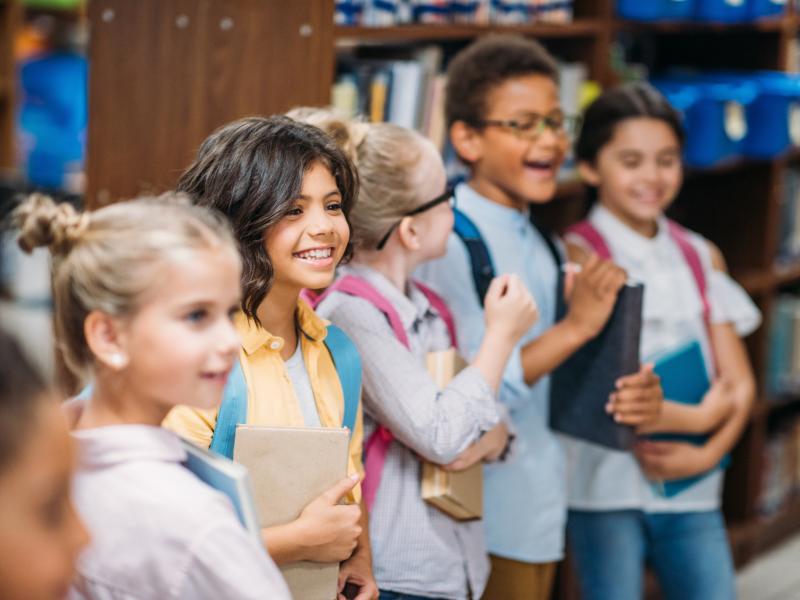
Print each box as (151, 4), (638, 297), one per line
(749, 0), (787, 19)
(695, 0), (749, 22)
(743, 72), (800, 158)
(19, 52), (87, 189)
(617, 0), (695, 21)
(654, 78), (758, 167)
(669, 71), (800, 158)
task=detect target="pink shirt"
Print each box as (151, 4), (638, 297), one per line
(68, 425), (290, 600)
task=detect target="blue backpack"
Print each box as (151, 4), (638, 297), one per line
(209, 324), (362, 459)
(453, 206), (564, 313)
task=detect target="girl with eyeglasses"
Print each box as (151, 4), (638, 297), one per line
(290, 108), (539, 600)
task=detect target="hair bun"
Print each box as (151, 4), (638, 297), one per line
(286, 106), (369, 165)
(15, 193), (91, 255)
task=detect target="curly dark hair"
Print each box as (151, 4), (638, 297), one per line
(575, 82), (685, 165)
(177, 115), (359, 324)
(445, 34), (559, 129)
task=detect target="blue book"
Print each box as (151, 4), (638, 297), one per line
(181, 439), (262, 542)
(650, 340), (729, 497)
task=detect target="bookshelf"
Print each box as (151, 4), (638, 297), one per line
(76, 0), (800, 597)
(0, 0), (18, 173)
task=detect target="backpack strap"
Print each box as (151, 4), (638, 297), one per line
(312, 275), (410, 348)
(311, 273), (414, 509)
(566, 221), (613, 260)
(324, 324), (362, 435)
(209, 359), (248, 459)
(414, 281), (458, 347)
(452, 207), (496, 307)
(531, 218), (564, 269)
(666, 220), (711, 324)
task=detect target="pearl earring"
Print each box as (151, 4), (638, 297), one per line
(110, 354), (125, 368)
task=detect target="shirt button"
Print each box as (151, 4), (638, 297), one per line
(269, 341), (281, 350)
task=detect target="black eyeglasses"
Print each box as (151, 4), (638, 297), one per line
(376, 187), (455, 250)
(476, 112), (582, 140)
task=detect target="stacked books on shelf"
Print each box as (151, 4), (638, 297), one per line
(777, 167), (800, 265)
(758, 418), (800, 516)
(332, 46), (449, 150)
(765, 294), (800, 398)
(335, 0), (574, 27)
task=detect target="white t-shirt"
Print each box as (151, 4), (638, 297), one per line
(285, 340), (322, 428)
(564, 204), (761, 513)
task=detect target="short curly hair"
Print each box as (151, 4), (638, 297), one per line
(446, 35), (559, 129)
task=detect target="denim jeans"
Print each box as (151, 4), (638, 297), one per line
(567, 509), (736, 600)
(379, 591), (448, 600)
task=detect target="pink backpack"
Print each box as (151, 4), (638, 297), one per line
(567, 219), (715, 366)
(307, 274), (458, 510)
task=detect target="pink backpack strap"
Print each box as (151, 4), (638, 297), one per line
(314, 275), (410, 348)
(666, 220), (710, 323)
(313, 274), (414, 509)
(566, 221), (613, 260)
(414, 281), (458, 348)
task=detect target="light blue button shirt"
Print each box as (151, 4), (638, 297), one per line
(416, 182), (566, 563)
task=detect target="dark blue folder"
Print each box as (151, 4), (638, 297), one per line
(650, 340), (729, 497)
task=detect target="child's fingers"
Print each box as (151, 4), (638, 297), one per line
(320, 474), (360, 505)
(616, 368), (660, 390)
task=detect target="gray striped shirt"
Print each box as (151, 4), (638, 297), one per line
(316, 264), (503, 600)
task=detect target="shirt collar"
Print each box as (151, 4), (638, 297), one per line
(72, 425), (185, 468)
(236, 300), (328, 357)
(589, 203), (671, 258)
(455, 182), (531, 231)
(341, 264), (432, 332)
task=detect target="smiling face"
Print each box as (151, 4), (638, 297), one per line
(467, 74), (569, 209)
(113, 246), (242, 414)
(0, 401), (88, 600)
(580, 117), (683, 231)
(263, 161), (351, 296)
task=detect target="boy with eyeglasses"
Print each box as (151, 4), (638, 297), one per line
(417, 35), (663, 600)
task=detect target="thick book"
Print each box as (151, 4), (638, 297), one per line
(234, 425), (349, 600)
(180, 439), (261, 543)
(420, 348), (482, 520)
(549, 283), (644, 451)
(649, 340), (729, 498)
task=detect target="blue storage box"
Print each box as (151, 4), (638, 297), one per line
(19, 52), (87, 189)
(695, 0), (749, 22)
(617, 0), (695, 21)
(743, 72), (800, 158)
(654, 78), (757, 167)
(749, 0), (787, 19)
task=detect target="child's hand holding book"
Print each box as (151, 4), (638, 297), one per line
(563, 255), (628, 343)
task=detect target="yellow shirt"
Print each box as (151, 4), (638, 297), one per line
(163, 300), (364, 502)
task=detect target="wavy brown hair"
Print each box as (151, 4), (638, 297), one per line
(177, 115), (359, 324)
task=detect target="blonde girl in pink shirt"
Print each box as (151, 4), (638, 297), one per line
(14, 194), (290, 600)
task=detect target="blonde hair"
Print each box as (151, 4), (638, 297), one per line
(288, 107), (433, 250)
(14, 193), (239, 379)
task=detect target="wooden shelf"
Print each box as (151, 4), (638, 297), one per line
(334, 19), (603, 44)
(615, 15), (796, 35)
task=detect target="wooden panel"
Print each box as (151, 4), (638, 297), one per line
(85, 0), (335, 207)
(0, 0), (19, 172)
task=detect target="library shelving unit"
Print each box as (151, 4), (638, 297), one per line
(0, 0), (18, 173)
(74, 0), (800, 597)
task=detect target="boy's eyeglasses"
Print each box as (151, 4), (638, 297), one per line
(476, 113), (582, 140)
(376, 187), (456, 250)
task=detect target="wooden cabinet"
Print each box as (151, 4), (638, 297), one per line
(85, 0), (335, 206)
